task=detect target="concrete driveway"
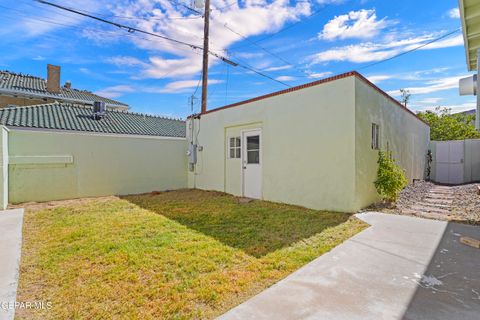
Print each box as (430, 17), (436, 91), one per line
(0, 209), (24, 320)
(219, 212), (480, 320)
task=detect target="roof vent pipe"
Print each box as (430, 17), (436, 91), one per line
(92, 101), (106, 120)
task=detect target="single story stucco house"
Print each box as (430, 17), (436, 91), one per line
(187, 71), (430, 213)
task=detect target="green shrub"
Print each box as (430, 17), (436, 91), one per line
(374, 151), (408, 202)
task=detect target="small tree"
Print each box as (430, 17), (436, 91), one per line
(399, 89), (411, 107)
(374, 151), (408, 203)
(417, 107), (480, 141)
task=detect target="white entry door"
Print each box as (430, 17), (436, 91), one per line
(435, 140), (465, 184)
(242, 129), (262, 199)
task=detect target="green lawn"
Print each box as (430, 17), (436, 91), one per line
(16, 189), (367, 319)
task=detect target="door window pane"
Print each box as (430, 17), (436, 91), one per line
(247, 150), (260, 164)
(247, 135), (260, 150)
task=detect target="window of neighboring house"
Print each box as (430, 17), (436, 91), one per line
(229, 137), (241, 158)
(372, 123), (380, 150)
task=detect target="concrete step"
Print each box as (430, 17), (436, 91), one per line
(422, 198), (453, 205)
(428, 190), (455, 195)
(410, 205), (452, 215)
(425, 193), (455, 200)
(416, 202), (451, 209)
(431, 186), (453, 190)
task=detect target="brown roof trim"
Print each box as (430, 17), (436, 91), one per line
(199, 71), (428, 126)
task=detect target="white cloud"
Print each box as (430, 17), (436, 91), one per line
(94, 85), (135, 98)
(366, 74), (392, 84)
(319, 9), (389, 40)
(316, 0), (345, 4)
(309, 33), (463, 64)
(20, 0), (103, 36)
(158, 79), (224, 93)
(447, 8), (460, 19)
(387, 75), (468, 96)
(107, 56), (148, 67)
(415, 97), (443, 105)
(413, 102), (475, 113)
(111, 0), (311, 79)
(264, 65), (292, 72)
(420, 34), (463, 49)
(308, 71), (332, 78)
(275, 75), (296, 81)
(366, 68), (452, 83)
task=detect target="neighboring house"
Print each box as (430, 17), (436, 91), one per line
(187, 71), (430, 213)
(0, 103), (185, 137)
(0, 65), (128, 110)
(458, 0), (480, 129)
(0, 103), (187, 207)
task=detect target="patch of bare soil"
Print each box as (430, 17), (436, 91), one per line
(9, 196), (119, 213)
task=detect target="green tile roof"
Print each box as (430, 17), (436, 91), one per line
(0, 103), (186, 138)
(0, 71), (129, 108)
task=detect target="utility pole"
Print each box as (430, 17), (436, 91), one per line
(200, 0), (210, 114)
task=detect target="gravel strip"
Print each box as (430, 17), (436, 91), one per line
(450, 183), (480, 223)
(364, 180), (480, 224)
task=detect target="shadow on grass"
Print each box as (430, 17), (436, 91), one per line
(122, 190), (352, 258)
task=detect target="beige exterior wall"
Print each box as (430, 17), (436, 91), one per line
(7, 129), (187, 203)
(188, 75), (430, 212)
(0, 127), (8, 209)
(354, 78), (430, 209)
(188, 76), (358, 212)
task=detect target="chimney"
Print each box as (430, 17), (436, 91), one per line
(47, 64), (61, 93)
(64, 80), (71, 89)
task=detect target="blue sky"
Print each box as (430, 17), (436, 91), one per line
(0, 0), (474, 118)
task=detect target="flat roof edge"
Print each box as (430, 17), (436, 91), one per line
(198, 71), (428, 127)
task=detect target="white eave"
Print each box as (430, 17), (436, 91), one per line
(459, 0), (480, 71)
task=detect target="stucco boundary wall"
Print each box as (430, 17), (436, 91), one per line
(430, 139), (480, 184)
(0, 126), (188, 208)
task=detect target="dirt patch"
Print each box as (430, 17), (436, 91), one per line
(9, 196), (119, 213)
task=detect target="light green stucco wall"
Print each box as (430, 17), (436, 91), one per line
(354, 78), (430, 210)
(188, 76), (358, 212)
(0, 127), (8, 209)
(8, 129), (187, 203)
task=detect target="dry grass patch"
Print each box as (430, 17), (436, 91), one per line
(16, 189), (367, 319)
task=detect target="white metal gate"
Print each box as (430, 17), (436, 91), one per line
(434, 140), (465, 184)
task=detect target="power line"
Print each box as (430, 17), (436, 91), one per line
(228, 53), (291, 87)
(36, 0), (206, 51)
(214, 1), (237, 11)
(167, 0), (202, 15)
(34, 0), (293, 88)
(221, 22), (311, 78)
(0, 4), (80, 28)
(230, 4), (331, 50)
(356, 28), (462, 71)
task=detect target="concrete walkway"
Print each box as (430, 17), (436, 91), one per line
(0, 209), (24, 320)
(219, 212), (480, 320)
